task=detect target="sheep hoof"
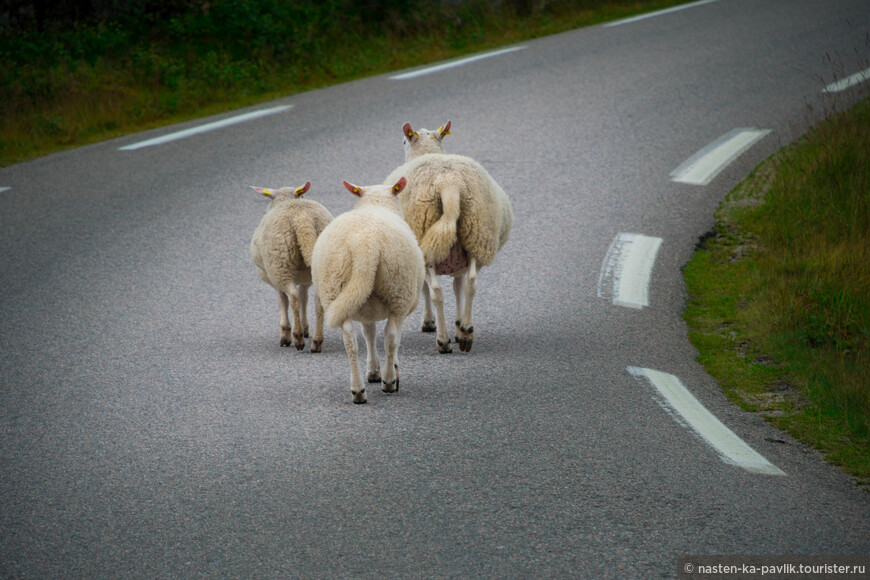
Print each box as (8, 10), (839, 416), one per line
(367, 371), (381, 384)
(293, 333), (305, 350)
(458, 338), (473, 352)
(437, 339), (453, 354)
(383, 364), (399, 393)
(422, 320), (436, 333)
(310, 340), (323, 353)
(457, 326), (474, 352)
(353, 390), (367, 404)
(280, 338), (292, 347)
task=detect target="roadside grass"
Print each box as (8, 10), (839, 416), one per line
(0, 0), (686, 167)
(683, 97), (870, 484)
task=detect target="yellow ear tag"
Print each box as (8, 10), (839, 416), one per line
(263, 188), (273, 196)
(295, 186), (305, 196)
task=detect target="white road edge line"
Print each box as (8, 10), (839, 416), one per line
(597, 233), (662, 309)
(389, 46), (526, 80)
(822, 66), (870, 93)
(627, 367), (787, 476)
(670, 128), (771, 186)
(0, 187), (10, 193)
(604, 0), (718, 27)
(119, 105), (292, 151)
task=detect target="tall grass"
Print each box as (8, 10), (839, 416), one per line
(684, 98), (870, 481)
(0, 0), (680, 166)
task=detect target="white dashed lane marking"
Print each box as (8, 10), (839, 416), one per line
(119, 105), (292, 151)
(628, 367), (787, 476)
(389, 46), (526, 80)
(670, 128), (771, 186)
(597, 233), (662, 310)
(822, 67), (870, 93)
(604, 0), (718, 27)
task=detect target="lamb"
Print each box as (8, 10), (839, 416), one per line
(384, 120), (513, 353)
(311, 177), (425, 404)
(249, 181), (333, 352)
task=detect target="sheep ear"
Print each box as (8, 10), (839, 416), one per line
(294, 181), (311, 197)
(437, 120), (452, 139)
(250, 186), (274, 199)
(403, 122), (418, 140)
(343, 180), (363, 197)
(391, 177), (407, 195)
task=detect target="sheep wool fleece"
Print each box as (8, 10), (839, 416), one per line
(385, 153), (512, 268)
(251, 197), (334, 289)
(312, 202), (424, 329)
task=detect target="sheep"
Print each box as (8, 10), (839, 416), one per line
(384, 120), (513, 353)
(249, 181), (334, 352)
(311, 177), (425, 404)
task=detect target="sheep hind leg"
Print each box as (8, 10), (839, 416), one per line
(457, 258), (477, 353)
(426, 268), (452, 354)
(277, 290), (293, 347)
(341, 320), (366, 404)
(285, 285), (306, 351)
(311, 293), (324, 353)
(362, 321), (381, 384)
(453, 274), (466, 343)
(420, 280), (436, 332)
(298, 284), (311, 338)
(382, 314), (401, 393)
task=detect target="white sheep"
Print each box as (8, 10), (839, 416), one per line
(311, 177), (425, 404)
(384, 120), (513, 353)
(249, 181), (333, 352)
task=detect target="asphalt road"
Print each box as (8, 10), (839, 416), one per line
(2, 0), (869, 577)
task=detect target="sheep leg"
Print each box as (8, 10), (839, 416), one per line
(382, 314), (401, 393)
(277, 290), (293, 347)
(362, 321), (381, 384)
(453, 274), (466, 340)
(311, 293), (324, 353)
(456, 258), (477, 353)
(341, 320), (366, 404)
(298, 284), (311, 338)
(425, 267), (452, 354)
(420, 280), (436, 332)
(285, 285), (306, 351)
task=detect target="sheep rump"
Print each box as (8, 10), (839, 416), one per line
(386, 153), (511, 269)
(313, 210), (423, 329)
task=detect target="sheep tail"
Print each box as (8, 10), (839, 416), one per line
(419, 184), (460, 266)
(324, 246), (378, 328)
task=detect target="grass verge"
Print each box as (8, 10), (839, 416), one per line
(683, 98), (870, 485)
